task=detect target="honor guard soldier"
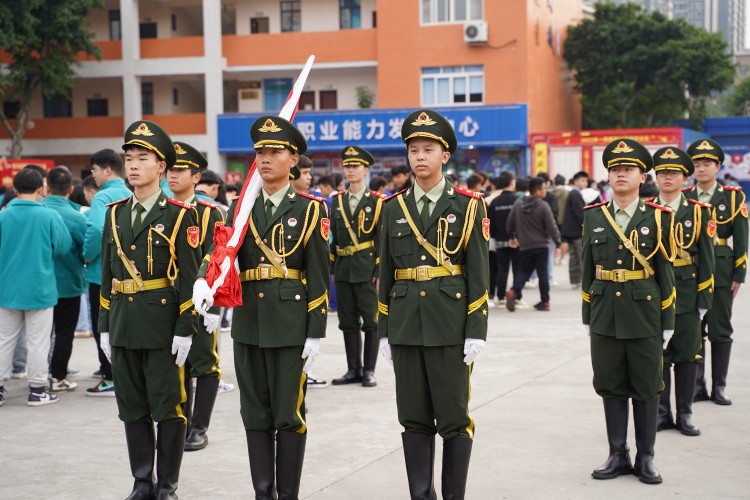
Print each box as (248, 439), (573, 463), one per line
(100, 121), (201, 499)
(651, 147), (715, 436)
(378, 110), (489, 499)
(330, 145), (384, 387)
(683, 139), (747, 405)
(582, 138), (676, 485)
(166, 141), (225, 451)
(194, 116), (329, 499)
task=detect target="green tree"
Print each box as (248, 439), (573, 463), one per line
(355, 86), (375, 109)
(564, 3), (735, 129)
(727, 76), (750, 116)
(0, 0), (103, 158)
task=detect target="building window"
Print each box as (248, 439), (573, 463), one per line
(251, 17), (270, 33)
(140, 22), (157, 39)
(263, 78), (293, 111)
(319, 90), (338, 110)
(87, 98), (109, 117)
(173, 88), (179, 106)
(421, 0), (483, 24)
(142, 82), (154, 115)
(421, 66), (483, 106)
(340, 0), (361, 29)
(109, 10), (121, 40)
(43, 91), (72, 118)
(281, 1), (301, 32)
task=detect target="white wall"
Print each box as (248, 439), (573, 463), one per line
(72, 78), (124, 117)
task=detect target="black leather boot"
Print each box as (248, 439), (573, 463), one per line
(362, 330), (379, 387)
(694, 343), (710, 402)
(246, 430), (276, 500)
(402, 432), (438, 500)
(592, 398), (633, 479)
(185, 376), (219, 451)
(441, 436), (472, 500)
(154, 421), (186, 499)
(276, 431), (306, 500)
(710, 342), (732, 405)
(331, 332), (362, 385)
(632, 399), (662, 484)
(674, 363), (701, 436)
(124, 421), (155, 500)
(657, 368), (674, 431)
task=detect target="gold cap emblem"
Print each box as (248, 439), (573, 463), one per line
(174, 143), (187, 155)
(611, 141), (634, 154)
(696, 140), (714, 151)
(411, 112), (437, 127)
(131, 123), (154, 137)
(659, 148), (679, 160)
(258, 119), (282, 133)
(344, 146), (358, 156)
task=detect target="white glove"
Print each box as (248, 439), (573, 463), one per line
(301, 338), (320, 374)
(662, 330), (674, 350)
(698, 308), (708, 321)
(171, 335), (193, 367)
(203, 313), (220, 333)
(100, 332), (112, 362)
(463, 338), (485, 365)
(193, 279), (214, 315)
(584, 325), (590, 336)
(379, 338), (393, 366)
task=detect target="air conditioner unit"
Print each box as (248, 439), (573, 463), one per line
(464, 21), (488, 44)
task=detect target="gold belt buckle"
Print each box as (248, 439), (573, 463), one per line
(257, 267), (271, 280)
(612, 269), (627, 283)
(414, 266), (431, 282)
(344, 247), (353, 256)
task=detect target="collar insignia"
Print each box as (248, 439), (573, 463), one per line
(131, 123), (154, 137)
(258, 119), (282, 133)
(412, 112), (437, 126)
(158, 199), (167, 207)
(611, 141), (634, 154)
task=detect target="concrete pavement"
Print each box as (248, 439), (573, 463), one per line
(1, 267), (748, 499)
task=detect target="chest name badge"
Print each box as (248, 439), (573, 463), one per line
(287, 218), (298, 227)
(641, 226), (650, 235)
(447, 214), (457, 223)
(396, 218), (407, 224)
(155, 224), (165, 232)
(684, 220), (692, 228)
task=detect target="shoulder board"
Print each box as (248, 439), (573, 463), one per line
(370, 190), (387, 199)
(583, 201), (607, 210)
(688, 199), (712, 209)
(455, 186), (484, 199)
(646, 201), (672, 213)
(331, 190), (346, 197)
(197, 199), (219, 209)
(385, 188), (408, 202)
(298, 192), (326, 203)
(723, 185), (742, 192)
(644, 197), (656, 203)
(681, 185), (696, 193)
(168, 198), (192, 209)
(106, 197), (130, 207)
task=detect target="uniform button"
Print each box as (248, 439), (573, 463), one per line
(420, 291), (426, 297)
(692, 273), (696, 278)
(618, 245), (623, 250)
(420, 255), (427, 261)
(130, 245), (136, 250)
(646, 295), (652, 300)
(258, 292), (265, 298)
(641, 243), (646, 247)
(616, 260), (622, 265)
(397, 232), (401, 236)
(294, 294), (301, 301)
(287, 235), (292, 239)
(449, 232), (453, 236)
(260, 256), (265, 262)
(128, 297), (134, 302)
(392, 292), (397, 297)
(594, 239), (599, 243)
(615, 291), (621, 297)
(455, 293), (461, 299)
(161, 298), (166, 304)
(263, 239), (268, 243)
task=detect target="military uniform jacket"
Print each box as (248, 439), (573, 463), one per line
(199, 185), (329, 348)
(378, 183), (490, 346)
(330, 189), (383, 283)
(100, 192), (200, 348)
(581, 200), (676, 339)
(194, 199), (225, 316)
(683, 184), (748, 285)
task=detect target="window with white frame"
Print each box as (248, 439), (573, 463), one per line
(421, 66), (484, 106)
(421, 0), (483, 24)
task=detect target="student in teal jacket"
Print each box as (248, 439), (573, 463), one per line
(0, 168), (72, 407)
(43, 167), (88, 392)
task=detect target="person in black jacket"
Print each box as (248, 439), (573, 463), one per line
(488, 171), (520, 305)
(561, 171), (590, 288)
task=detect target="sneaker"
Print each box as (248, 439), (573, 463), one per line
(11, 370), (27, 379)
(306, 376), (328, 388)
(505, 290), (516, 312)
(494, 298), (506, 306)
(515, 299), (530, 310)
(550, 280), (559, 287)
(217, 380), (235, 394)
(50, 378), (78, 392)
(524, 278), (538, 289)
(86, 379), (115, 397)
(27, 387), (59, 407)
(486, 301), (496, 309)
(534, 301), (550, 311)
(0, 386), (6, 407)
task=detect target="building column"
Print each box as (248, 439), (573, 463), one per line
(120, 0), (141, 126)
(203, 0), (226, 174)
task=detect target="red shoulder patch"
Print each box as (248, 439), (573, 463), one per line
(646, 201), (672, 213)
(584, 201), (607, 210)
(385, 188), (408, 202)
(688, 199), (712, 209)
(106, 197), (130, 207)
(331, 190), (346, 197)
(644, 197), (656, 203)
(370, 190), (387, 199)
(298, 191), (326, 203)
(723, 185), (742, 192)
(197, 199), (219, 209)
(168, 198), (191, 209)
(455, 186), (484, 199)
(681, 185), (696, 193)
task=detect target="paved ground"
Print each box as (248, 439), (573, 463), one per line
(1, 262), (748, 499)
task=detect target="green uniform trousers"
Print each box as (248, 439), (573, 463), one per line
(664, 311), (702, 366)
(234, 342), (307, 434)
(186, 328), (221, 379)
(392, 345), (474, 440)
(111, 346), (186, 423)
(705, 283), (733, 345)
(335, 280), (377, 333)
(590, 333), (662, 401)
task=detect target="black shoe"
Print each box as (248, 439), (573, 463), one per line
(362, 331), (379, 388)
(505, 290), (516, 312)
(710, 342), (732, 406)
(185, 377), (219, 451)
(632, 399), (662, 485)
(331, 369), (362, 385)
(533, 301), (550, 311)
(402, 432), (438, 500)
(592, 398), (633, 480)
(362, 370), (377, 387)
(246, 430), (276, 500)
(124, 421), (155, 500)
(674, 363), (700, 436)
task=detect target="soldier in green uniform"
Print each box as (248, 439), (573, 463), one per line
(651, 147), (715, 436)
(683, 139), (747, 405)
(100, 121), (201, 499)
(582, 138), (675, 485)
(330, 145), (383, 387)
(378, 110), (489, 499)
(166, 141), (225, 451)
(194, 116), (329, 500)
